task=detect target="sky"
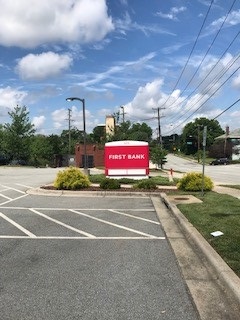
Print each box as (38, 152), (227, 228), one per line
(0, 0), (239, 138)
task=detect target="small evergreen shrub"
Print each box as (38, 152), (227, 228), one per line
(177, 172), (213, 191)
(54, 167), (90, 190)
(133, 179), (157, 190)
(118, 178), (136, 184)
(89, 174), (105, 183)
(100, 178), (121, 190)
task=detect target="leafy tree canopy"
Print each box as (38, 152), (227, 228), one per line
(109, 120), (152, 142)
(4, 105), (35, 160)
(150, 146), (168, 169)
(182, 117), (224, 149)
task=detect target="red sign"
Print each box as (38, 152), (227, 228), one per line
(105, 141), (149, 177)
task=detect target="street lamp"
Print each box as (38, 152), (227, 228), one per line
(66, 97), (88, 175)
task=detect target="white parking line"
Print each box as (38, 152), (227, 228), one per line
(16, 183), (34, 189)
(0, 184), (26, 194)
(0, 194), (28, 206)
(69, 209), (158, 238)
(0, 211), (36, 237)
(109, 209), (160, 224)
(0, 193), (12, 200)
(29, 208), (96, 238)
(0, 235), (166, 240)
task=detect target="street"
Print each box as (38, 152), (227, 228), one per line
(0, 167), (199, 320)
(165, 154), (240, 184)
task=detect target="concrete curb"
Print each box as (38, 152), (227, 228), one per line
(26, 187), (176, 197)
(160, 193), (240, 305)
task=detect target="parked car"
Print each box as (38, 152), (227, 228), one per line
(209, 158), (230, 165)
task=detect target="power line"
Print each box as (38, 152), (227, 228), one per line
(165, 62), (240, 134)
(166, 31), (240, 124)
(165, 0), (238, 112)
(212, 98), (240, 120)
(161, 0), (215, 109)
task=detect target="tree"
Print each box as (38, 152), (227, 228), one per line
(90, 125), (106, 143)
(150, 146), (168, 169)
(109, 120), (152, 142)
(181, 117), (224, 156)
(29, 134), (54, 166)
(4, 106), (35, 161)
(60, 127), (84, 154)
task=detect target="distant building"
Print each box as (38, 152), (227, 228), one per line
(74, 114), (116, 168)
(105, 115), (115, 137)
(215, 126), (240, 160)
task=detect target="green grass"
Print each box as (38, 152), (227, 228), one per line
(177, 191), (240, 277)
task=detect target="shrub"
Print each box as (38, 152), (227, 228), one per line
(133, 179), (157, 190)
(54, 167), (90, 190)
(89, 174), (105, 183)
(118, 178), (137, 184)
(100, 178), (121, 190)
(177, 172), (213, 191)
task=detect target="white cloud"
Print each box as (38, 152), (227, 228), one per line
(75, 52), (157, 87)
(210, 9), (240, 30)
(32, 115), (46, 130)
(15, 52), (73, 81)
(115, 12), (175, 36)
(156, 6), (187, 21)
(51, 106), (99, 133)
(232, 74), (240, 89)
(0, 86), (28, 110)
(0, 0), (114, 48)
(124, 79), (165, 120)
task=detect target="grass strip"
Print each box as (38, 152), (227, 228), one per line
(177, 191), (240, 277)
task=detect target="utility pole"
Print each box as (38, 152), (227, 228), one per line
(153, 107), (165, 148)
(120, 105), (126, 123)
(67, 108), (72, 155)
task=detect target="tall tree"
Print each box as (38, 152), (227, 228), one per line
(4, 106), (35, 161)
(90, 125), (106, 143)
(109, 120), (152, 142)
(30, 134), (54, 166)
(181, 117), (224, 155)
(60, 127), (84, 154)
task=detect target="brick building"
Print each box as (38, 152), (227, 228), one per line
(75, 143), (104, 168)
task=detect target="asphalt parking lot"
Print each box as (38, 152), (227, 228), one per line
(0, 172), (200, 320)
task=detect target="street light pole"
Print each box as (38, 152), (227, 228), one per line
(66, 97), (88, 175)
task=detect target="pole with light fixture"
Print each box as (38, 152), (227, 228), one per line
(66, 97), (88, 175)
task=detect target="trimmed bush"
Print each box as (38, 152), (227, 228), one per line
(54, 167), (90, 190)
(118, 178), (137, 184)
(100, 178), (121, 190)
(133, 179), (157, 190)
(177, 172), (213, 191)
(89, 174), (105, 183)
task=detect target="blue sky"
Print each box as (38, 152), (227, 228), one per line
(0, 0), (239, 137)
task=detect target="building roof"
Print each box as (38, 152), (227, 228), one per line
(215, 128), (240, 139)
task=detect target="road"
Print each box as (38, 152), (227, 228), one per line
(0, 167), (199, 320)
(165, 154), (240, 184)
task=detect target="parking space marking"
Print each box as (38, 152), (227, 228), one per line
(16, 183), (34, 189)
(0, 235), (165, 240)
(70, 209), (158, 238)
(0, 193), (12, 200)
(0, 194), (28, 206)
(29, 208), (96, 238)
(0, 184), (26, 194)
(109, 209), (160, 224)
(0, 211), (36, 238)
(0, 206), (163, 240)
